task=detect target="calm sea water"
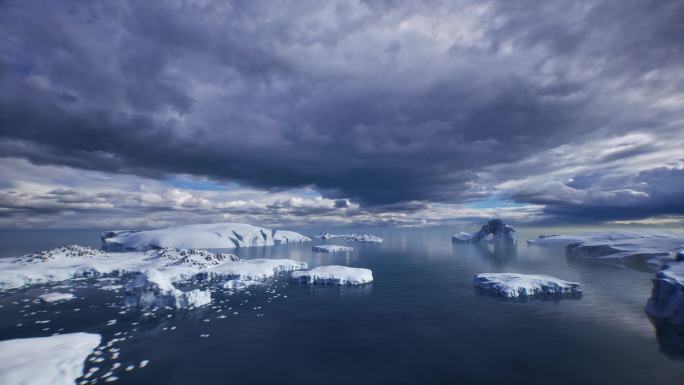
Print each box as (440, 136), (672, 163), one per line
(1, 227), (684, 385)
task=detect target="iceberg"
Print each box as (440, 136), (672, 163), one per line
(0, 246), (308, 308)
(312, 245), (354, 253)
(312, 232), (383, 243)
(527, 231), (684, 270)
(452, 219), (516, 244)
(101, 222), (311, 251)
(291, 265), (373, 285)
(0, 332), (100, 385)
(473, 273), (582, 298)
(39, 292), (75, 302)
(124, 269), (211, 308)
(646, 262), (684, 326)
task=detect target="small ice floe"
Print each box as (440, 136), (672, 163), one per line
(39, 292), (75, 303)
(99, 285), (123, 291)
(106, 319), (117, 326)
(0, 332), (100, 385)
(473, 273), (582, 298)
(312, 245), (353, 253)
(291, 265), (373, 285)
(139, 360), (149, 368)
(312, 233), (383, 243)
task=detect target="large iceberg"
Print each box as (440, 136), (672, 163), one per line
(124, 269), (211, 308)
(527, 231), (684, 270)
(312, 245), (354, 253)
(474, 273), (582, 298)
(291, 265), (373, 285)
(102, 222), (311, 251)
(452, 219), (517, 244)
(646, 262), (684, 326)
(0, 245), (307, 308)
(0, 332), (100, 385)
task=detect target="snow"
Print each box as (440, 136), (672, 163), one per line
(312, 245), (353, 253)
(0, 246), (308, 305)
(291, 265), (373, 285)
(101, 222), (311, 251)
(474, 273), (582, 298)
(39, 292), (75, 302)
(646, 262), (684, 325)
(0, 332), (100, 385)
(453, 219), (516, 243)
(124, 269), (211, 308)
(527, 230), (684, 269)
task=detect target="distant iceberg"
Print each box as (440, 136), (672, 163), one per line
(312, 245), (353, 253)
(312, 232), (383, 243)
(452, 219), (516, 244)
(474, 273), (581, 298)
(527, 231), (684, 270)
(291, 265), (373, 285)
(101, 222), (311, 251)
(0, 332), (100, 385)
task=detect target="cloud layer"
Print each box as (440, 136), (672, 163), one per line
(0, 0), (682, 228)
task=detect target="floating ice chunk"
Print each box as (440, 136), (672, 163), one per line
(0, 332), (100, 385)
(124, 270), (211, 308)
(473, 273), (582, 298)
(527, 231), (684, 270)
(453, 219), (516, 244)
(39, 292), (75, 303)
(451, 232), (473, 243)
(101, 222), (310, 251)
(312, 245), (353, 253)
(291, 265), (373, 285)
(646, 262), (684, 325)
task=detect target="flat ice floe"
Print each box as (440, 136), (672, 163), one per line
(0, 245), (307, 308)
(101, 222), (311, 251)
(646, 262), (684, 325)
(291, 265), (373, 285)
(0, 332), (100, 385)
(527, 230), (684, 269)
(312, 245), (353, 253)
(39, 292), (75, 302)
(474, 273), (582, 298)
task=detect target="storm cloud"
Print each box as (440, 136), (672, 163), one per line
(0, 0), (682, 227)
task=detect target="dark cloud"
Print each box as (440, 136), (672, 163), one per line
(1, 0), (683, 224)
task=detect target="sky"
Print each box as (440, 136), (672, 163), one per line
(0, 0), (682, 229)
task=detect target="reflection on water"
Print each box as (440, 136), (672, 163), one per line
(1, 226), (684, 385)
(650, 319), (684, 361)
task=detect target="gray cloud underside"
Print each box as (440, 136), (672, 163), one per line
(1, 0), (683, 224)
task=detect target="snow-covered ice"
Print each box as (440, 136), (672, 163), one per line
(473, 273), (582, 298)
(0, 332), (100, 385)
(291, 265), (373, 285)
(39, 292), (75, 302)
(124, 269), (211, 308)
(0, 246), (307, 308)
(101, 222), (311, 251)
(312, 245), (353, 253)
(452, 219), (516, 244)
(646, 262), (684, 325)
(527, 231), (684, 269)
